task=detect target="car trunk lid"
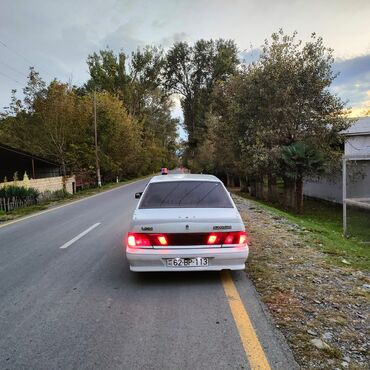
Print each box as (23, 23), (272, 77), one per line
(131, 208), (243, 248)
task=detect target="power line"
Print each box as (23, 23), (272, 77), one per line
(0, 38), (75, 88)
(0, 39), (56, 80)
(0, 60), (28, 78)
(0, 71), (22, 85)
(0, 40), (35, 68)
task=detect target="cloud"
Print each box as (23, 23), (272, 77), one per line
(152, 19), (167, 29)
(100, 22), (144, 54)
(1, 0), (370, 115)
(160, 32), (190, 48)
(333, 54), (370, 85)
(331, 53), (370, 114)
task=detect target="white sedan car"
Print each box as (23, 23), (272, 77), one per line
(126, 174), (249, 272)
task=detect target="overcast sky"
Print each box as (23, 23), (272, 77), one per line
(1, 0), (370, 118)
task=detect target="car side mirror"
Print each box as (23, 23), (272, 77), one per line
(135, 192), (142, 199)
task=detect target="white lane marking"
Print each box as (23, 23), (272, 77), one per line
(59, 223), (101, 249)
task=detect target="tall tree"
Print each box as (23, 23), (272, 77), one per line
(211, 30), (351, 207)
(84, 47), (178, 171)
(32, 81), (84, 177)
(164, 39), (239, 164)
(281, 142), (325, 212)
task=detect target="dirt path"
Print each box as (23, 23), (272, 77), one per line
(234, 195), (370, 370)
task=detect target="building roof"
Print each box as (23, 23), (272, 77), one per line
(150, 174), (220, 183)
(0, 142), (60, 166)
(342, 117), (370, 136)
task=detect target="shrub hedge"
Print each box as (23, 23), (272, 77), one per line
(0, 185), (40, 201)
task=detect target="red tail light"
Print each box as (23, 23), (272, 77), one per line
(222, 231), (248, 246)
(126, 231), (248, 248)
(127, 233), (169, 248)
(127, 233), (151, 248)
(208, 231), (248, 246)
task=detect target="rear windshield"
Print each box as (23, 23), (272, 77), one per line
(139, 181), (233, 209)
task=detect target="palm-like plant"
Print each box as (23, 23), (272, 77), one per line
(281, 142), (325, 212)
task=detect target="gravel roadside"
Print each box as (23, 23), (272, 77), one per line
(234, 195), (370, 370)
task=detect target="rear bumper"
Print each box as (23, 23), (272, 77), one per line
(126, 246), (249, 272)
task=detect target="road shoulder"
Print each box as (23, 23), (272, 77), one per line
(227, 270), (299, 370)
(234, 194), (370, 369)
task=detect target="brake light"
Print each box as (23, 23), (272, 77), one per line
(126, 231), (248, 248)
(222, 231), (248, 245)
(224, 234), (234, 244)
(207, 232), (248, 246)
(127, 232), (151, 247)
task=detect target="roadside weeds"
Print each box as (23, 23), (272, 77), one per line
(233, 194), (370, 370)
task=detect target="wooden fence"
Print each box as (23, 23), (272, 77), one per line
(0, 196), (37, 212)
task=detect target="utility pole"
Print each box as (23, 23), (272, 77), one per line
(94, 91), (102, 187)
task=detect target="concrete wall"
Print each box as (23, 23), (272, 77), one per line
(0, 176), (76, 194)
(304, 162), (370, 203)
(304, 174), (343, 203)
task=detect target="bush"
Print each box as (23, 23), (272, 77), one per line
(39, 189), (68, 202)
(0, 185), (40, 212)
(0, 185), (40, 201)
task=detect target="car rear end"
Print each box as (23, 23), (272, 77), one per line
(125, 175), (249, 272)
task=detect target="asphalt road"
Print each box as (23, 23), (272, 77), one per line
(0, 177), (298, 370)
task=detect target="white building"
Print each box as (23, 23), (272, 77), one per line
(303, 116), (370, 203)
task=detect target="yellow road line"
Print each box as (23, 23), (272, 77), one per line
(221, 270), (271, 370)
(0, 178), (148, 230)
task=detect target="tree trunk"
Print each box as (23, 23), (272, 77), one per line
(283, 178), (289, 208)
(255, 176), (264, 199)
(283, 177), (295, 209)
(290, 181), (296, 209)
(250, 178), (256, 197)
(267, 174), (277, 202)
(295, 176), (304, 213)
(226, 173), (235, 188)
(239, 176), (248, 192)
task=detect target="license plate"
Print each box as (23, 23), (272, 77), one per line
(166, 257), (208, 267)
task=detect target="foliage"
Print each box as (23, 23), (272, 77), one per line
(83, 47), (179, 173)
(0, 185), (39, 200)
(280, 142), (326, 212)
(0, 31), (353, 212)
(164, 39), (239, 162)
(0, 45), (179, 183)
(193, 30), (351, 210)
(281, 142), (325, 180)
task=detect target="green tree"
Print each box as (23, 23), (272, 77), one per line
(281, 142), (325, 212)
(33, 81), (86, 178)
(164, 39), (239, 165)
(211, 30), (350, 207)
(83, 91), (142, 180)
(84, 47), (178, 172)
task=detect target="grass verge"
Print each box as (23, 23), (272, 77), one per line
(235, 192), (370, 271)
(232, 194), (369, 369)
